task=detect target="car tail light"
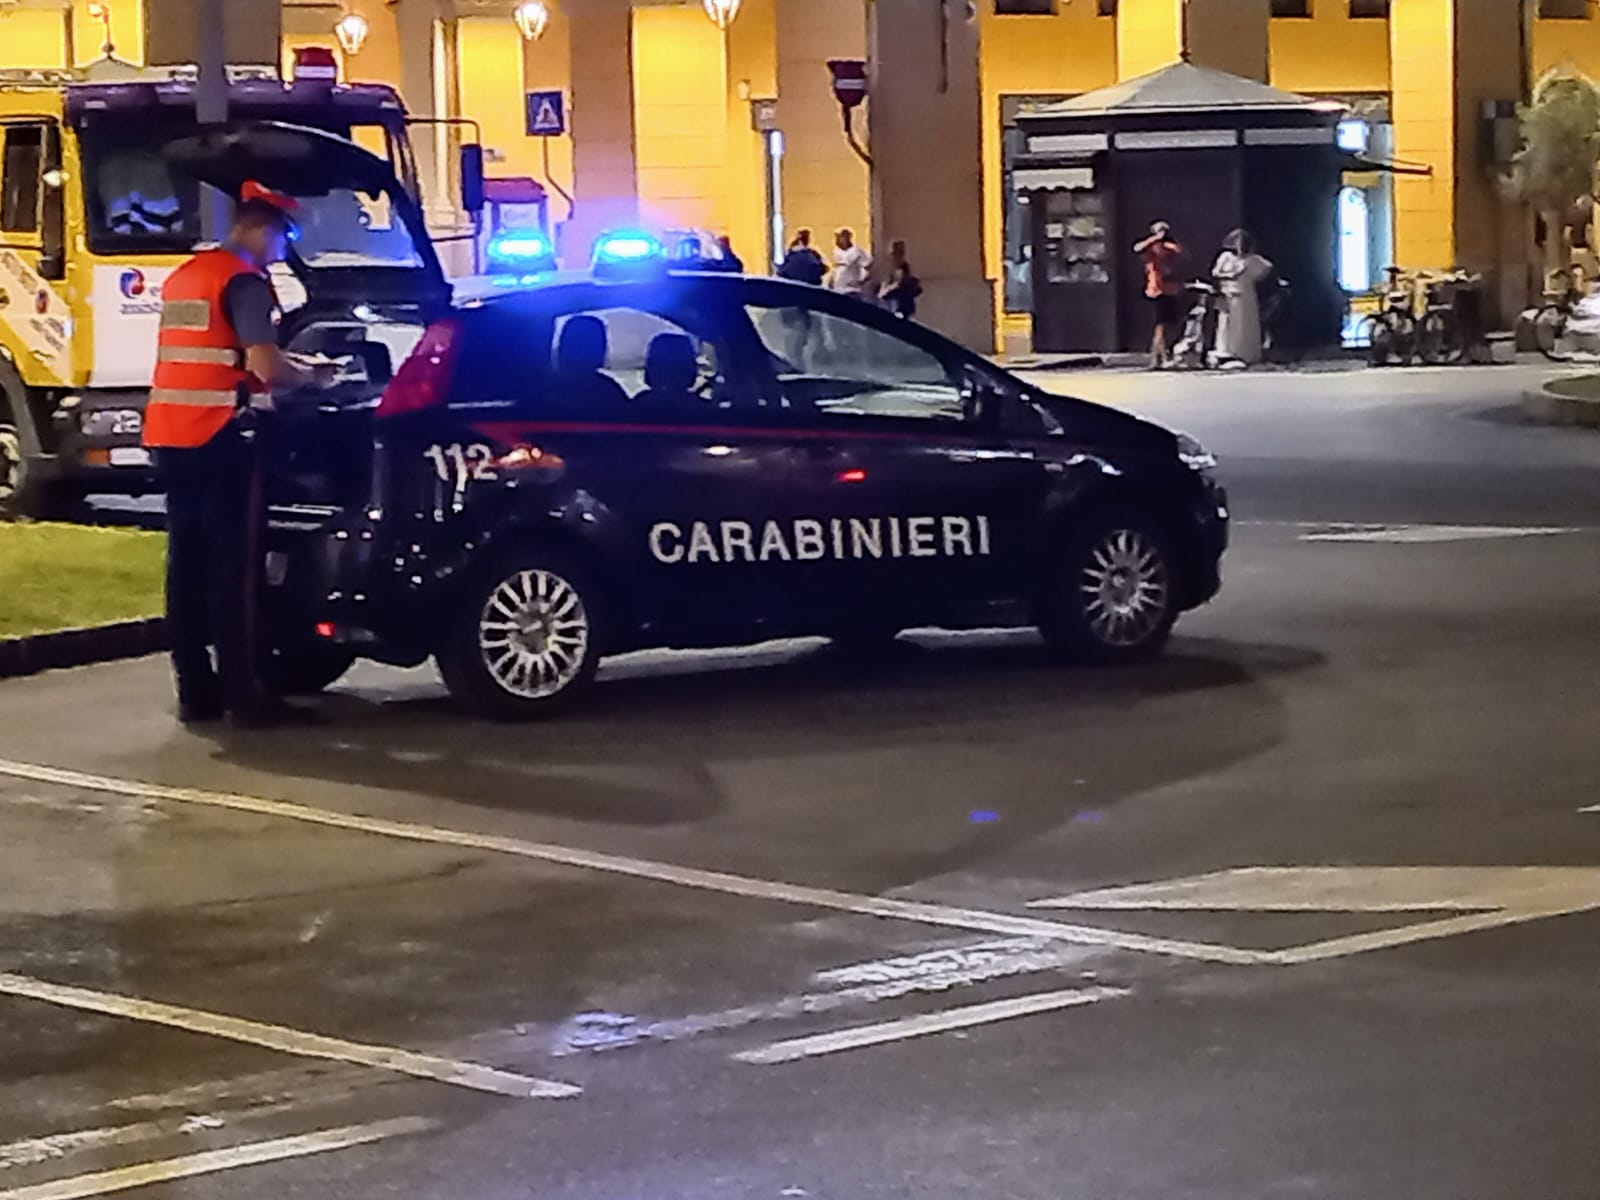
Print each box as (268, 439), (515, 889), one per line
(377, 320), (461, 419)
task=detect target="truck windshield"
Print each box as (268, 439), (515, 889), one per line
(78, 116), (412, 257)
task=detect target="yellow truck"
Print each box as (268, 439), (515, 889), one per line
(0, 49), (475, 517)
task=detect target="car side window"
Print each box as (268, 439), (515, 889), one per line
(744, 302), (966, 423)
(550, 306), (721, 411)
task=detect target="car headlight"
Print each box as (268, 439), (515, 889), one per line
(1176, 432), (1216, 472)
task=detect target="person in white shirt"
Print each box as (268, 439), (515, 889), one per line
(830, 228), (873, 296)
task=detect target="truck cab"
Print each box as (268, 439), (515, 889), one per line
(0, 51), (476, 517)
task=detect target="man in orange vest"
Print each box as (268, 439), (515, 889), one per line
(143, 182), (333, 726)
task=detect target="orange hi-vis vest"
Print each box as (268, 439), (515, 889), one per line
(143, 248), (268, 449)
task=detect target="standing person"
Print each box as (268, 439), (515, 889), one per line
(1211, 228), (1274, 368)
(777, 228), (826, 285)
(142, 183), (334, 727)
(880, 240), (922, 319)
(1134, 221), (1183, 368)
(830, 227), (873, 297)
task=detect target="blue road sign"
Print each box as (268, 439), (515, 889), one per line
(526, 90), (566, 137)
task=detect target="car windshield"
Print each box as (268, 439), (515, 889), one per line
(291, 185), (423, 270)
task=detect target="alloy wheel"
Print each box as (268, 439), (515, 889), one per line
(1078, 527), (1171, 648)
(478, 568), (591, 699)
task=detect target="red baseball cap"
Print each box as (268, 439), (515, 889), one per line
(240, 179), (300, 214)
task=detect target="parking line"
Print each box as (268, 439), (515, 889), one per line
(0, 757), (1270, 967)
(0, 1117), (434, 1200)
(733, 985), (1130, 1065)
(0, 971), (579, 1101)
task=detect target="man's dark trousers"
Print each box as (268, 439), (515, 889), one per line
(154, 422), (263, 716)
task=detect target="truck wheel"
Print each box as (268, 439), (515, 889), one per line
(262, 643), (357, 696)
(437, 548), (604, 720)
(0, 420), (25, 518)
(1038, 509), (1179, 665)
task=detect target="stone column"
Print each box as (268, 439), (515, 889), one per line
(1391, 0), (1528, 320)
(1115, 0), (1269, 82)
(775, 0), (868, 258)
(565, 0), (638, 262)
(867, 0), (991, 350)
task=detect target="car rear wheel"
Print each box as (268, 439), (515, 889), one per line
(1038, 510), (1178, 664)
(0, 422), (25, 518)
(437, 548), (603, 719)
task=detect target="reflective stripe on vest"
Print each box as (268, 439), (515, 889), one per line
(143, 248), (265, 449)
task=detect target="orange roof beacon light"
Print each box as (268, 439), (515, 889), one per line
(333, 12), (370, 57)
(514, 1), (551, 41)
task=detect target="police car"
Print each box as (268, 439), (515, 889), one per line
(173, 123), (1228, 718)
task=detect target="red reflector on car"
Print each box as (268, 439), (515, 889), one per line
(314, 622), (336, 638)
(377, 320), (461, 418)
(836, 468), (867, 483)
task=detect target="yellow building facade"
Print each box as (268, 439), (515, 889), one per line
(6, 0), (1600, 349)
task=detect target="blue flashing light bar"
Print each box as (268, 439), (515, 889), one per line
(593, 229), (663, 265)
(488, 232), (553, 262)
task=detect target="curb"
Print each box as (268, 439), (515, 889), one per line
(0, 618), (168, 681)
(1521, 381), (1600, 428)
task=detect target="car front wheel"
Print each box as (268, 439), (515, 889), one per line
(1038, 511), (1179, 664)
(437, 549), (603, 719)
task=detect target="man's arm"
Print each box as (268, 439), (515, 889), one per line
(223, 275), (321, 399)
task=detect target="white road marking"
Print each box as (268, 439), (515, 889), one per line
(1297, 523), (1577, 544)
(0, 1117), (434, 1200)
(1031, 866), (1600, 963)
(733, 986), (1130, 1065)
(0, 758), (1271, 967)
(0, 971), (579, 1101)
(546, 936), (1107, 1055)
(1578, 803), (1600, 814)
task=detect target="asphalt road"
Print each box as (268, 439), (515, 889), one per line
(3, 362), (1599, 1199)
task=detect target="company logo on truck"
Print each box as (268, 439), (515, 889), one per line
(119, 269), (147, 299)
(113, 268), (162, 316)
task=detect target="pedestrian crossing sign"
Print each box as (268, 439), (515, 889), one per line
(526, 90), (566, 138)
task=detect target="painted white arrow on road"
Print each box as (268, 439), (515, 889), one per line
(1028, 867), (1600, 964)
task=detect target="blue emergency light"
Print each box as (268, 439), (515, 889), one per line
(486, 232), (556, 272)
(590, 229), (668, 278)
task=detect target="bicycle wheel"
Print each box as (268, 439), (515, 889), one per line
(1535, 305), (1571, 361)
(1416, 312), (1450, 365)
(1361, 315), (1392, 367)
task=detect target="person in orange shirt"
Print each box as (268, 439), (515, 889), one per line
(1134, 221), (1184, 368)
(142, 183), (333, 727)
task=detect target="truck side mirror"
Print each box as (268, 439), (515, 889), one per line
(460, 144), (485, 216)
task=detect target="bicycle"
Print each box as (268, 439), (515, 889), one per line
(1360, 266), (1417, 367)
(1414, 270), (1480, 365)
(1534, 266), (1585, 362)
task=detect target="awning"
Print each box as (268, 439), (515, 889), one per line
(1341, 151), (1433, 177)
(1012, 165), (1095, 193)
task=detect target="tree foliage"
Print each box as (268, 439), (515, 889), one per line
(1507, 69), (1600, 223)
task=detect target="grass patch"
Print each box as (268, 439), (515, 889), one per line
(1546, 373), (1600, 401)
(0, 522), (165, 639)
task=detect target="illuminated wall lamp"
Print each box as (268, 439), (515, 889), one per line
(333, 10), (369, 55)
(703, 0), (742, 29)
(514, 0), (551, 41)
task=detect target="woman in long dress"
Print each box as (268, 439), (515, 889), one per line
(1212, 229), (1274, 367)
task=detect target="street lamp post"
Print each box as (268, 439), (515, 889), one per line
(196, 0), (228, 240)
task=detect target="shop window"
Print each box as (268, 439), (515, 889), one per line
(1271, 0), (1312, 16)
(994, 0), (1055, 13)
(1348, 0), (1389, 17)
(1538, 0), (1590, 18)
(0, 124), (43, 234)
(1000, 95), (1072, 315)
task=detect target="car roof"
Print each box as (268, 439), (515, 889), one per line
(453, 270), (823, 314)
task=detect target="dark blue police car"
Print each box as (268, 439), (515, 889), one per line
(172, 124), (1228, 718)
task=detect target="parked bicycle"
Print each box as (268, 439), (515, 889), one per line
(1414, 270), (1482, 365)
(1361, 266), (1417, 367)
(1171, 280), (1223, 371)
(1533, 266), (1586, 363)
